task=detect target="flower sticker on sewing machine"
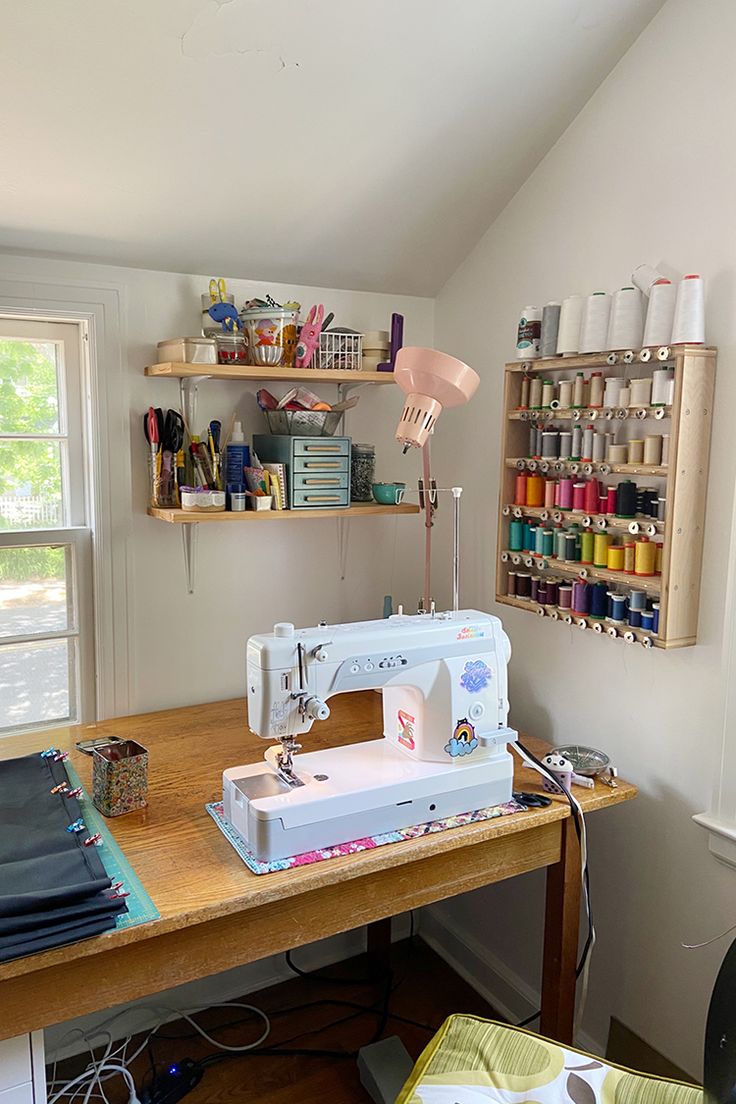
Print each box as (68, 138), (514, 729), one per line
(445, 719), (478, 758)
(460, 659), (492, 694)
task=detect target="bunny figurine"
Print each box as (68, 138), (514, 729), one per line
(295, 304), (324, 369)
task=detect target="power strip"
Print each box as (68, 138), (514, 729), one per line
(140, 1058), (204, 1104)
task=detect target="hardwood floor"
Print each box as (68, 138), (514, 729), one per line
(50, 937), (500, 1102)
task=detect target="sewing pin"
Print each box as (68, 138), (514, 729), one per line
(66, 818), (85, 833)
(83, 833), (102, 847)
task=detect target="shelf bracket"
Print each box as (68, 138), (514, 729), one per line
(181, 522), (199, 594)
(179, 375), (210, 429)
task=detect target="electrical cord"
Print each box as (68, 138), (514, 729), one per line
(512, 740), (596, 1036)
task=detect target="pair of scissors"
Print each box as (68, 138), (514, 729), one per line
(160, 410), (185, 504)
(513, 791), (552, 809)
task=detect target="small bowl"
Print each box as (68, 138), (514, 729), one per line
(372, 482), (406, 505)
(251, 344), (284, 367)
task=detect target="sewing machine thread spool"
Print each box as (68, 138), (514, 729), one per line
(516, 572), (531, 598)
(607, 543), (625, 571)
(589, 581), (608, 618)
(589, 371), (604, 408)
(558, 430), (572, 458)
(593, 532), (610, 568)
(580, 529), (594, 564)
(608, 593), (627, 623)
(640, 609), (655, 632)
(530, 576), (540, 601)
(581, 425), (594, 461)
(628, 607), (641, 627)
(643, 434), (662, 465)
(634, 537), (656, 576)
(558, 379), (574, 408)
(535, 527), (545, 555)
(624, 541), (636, 574)
(547, 579), (559, 604)
(558, 477), (574, 510)
(514, 473), (527, 505)
(592, 432), (606, 462)
(541, 431), (559, 459)
(603, 377), (623, 407)
(572, 482), (586, 510)
(571, 424), (583, 459)
(564, 532), (577, 561)
(507, 571), (517, 596)
(558, 584), (572, 609)
(598, 492), (608, 514)
(584, 478), (599, 515)
(570, 372), (584, 408)
(526, 525), (538, 552)
(529, 377), (543, 408)
(629, 589), (647, 610)
(629, 377), (652, 406)
(526, 474), (544, 507)
(509, 519), (524, 551)
(655, 543), (663, 573)
(572, 580), (590, 615)
(541, 379), (555, 408)
(651, 367), (672, 406)
(627, 439), (644, 464)
(661, 434), (670, 465)
(519, 375), (531, 409)
(542, 529), (554, 557)
(651, 602), (660, 633)
(543, 479), (556, 508)
(540, 302), (561, 358)
(657, 496), (666, 521)
(616, 480), (637, 518)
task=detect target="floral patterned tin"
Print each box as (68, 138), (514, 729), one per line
(92, 739), (148, 817)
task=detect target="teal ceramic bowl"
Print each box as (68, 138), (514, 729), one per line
(372, 482), (406, 505)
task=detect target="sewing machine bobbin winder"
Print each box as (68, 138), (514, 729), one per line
(223, 609), (518, 861)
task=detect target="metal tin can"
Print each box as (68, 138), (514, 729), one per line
(93, 740), (148, 817)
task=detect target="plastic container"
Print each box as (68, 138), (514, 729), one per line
(157, 337), (217, 365)
(516, 306), (541, 359)
(241, 306), (300, 368)
(351, 443), (376, 502)
(180, 490), (226, 511)
(264, 409), (342, 437)
(226, 423), (251, 485)
(215, 332), (248, 365)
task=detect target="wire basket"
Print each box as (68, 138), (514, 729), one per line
(311, 331), (363, 371)
(264, 409), (343, 436)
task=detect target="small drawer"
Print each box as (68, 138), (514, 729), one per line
(294, 458), (350, 474)
(293, 473), (349, 490)
(291, 490), (350, 508)
(293, 438), (350, 458)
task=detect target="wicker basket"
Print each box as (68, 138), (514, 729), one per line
(264, 409), (342, 436)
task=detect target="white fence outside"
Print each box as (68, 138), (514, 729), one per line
(0, 494), (62, 528)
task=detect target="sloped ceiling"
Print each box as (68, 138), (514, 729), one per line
(0, 0), (665, 294)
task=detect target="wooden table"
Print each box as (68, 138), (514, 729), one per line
(0, 693), (636, 1054)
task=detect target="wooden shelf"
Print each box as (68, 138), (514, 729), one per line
(496, 594), (665, 648)
(502, 503), (664, 534)
(505, 458), (668, 478)
(146, 362), (396, 385)
(148, 502), (420, 524)
(504, 346), (715, 372)
(500, 549), (662, 594)
(507, 405), (672, 421)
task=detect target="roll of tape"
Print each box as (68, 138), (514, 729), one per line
(657, 346), (670, 361)
(607, 353), (617, 365)
(640, 348), (652, 362)
(593, 621), (603, 633)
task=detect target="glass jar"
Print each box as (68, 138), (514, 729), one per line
(351, 443), (375, 502)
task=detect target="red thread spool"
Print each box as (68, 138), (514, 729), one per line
(558, 478), (574, 510)
(606, 487), (617, 514)
(584, 478), (600, 515)
(514, 473), (527, 506)
(572, 482), (586, 510)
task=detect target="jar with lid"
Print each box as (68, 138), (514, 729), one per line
(351, 443), (375, 502)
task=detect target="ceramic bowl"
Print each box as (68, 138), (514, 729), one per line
(372, 482), (406, 505)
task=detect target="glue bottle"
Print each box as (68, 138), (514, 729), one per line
(225, 421), (250, 486)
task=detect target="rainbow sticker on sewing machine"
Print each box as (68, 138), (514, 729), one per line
(445, 719), (478, 758)
(456, 625), (487, 641)
(397, 709), (416, 750)
(460, 659), (492, 693)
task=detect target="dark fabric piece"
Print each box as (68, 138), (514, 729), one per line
(0, 913), (118, 963)
(0, 752), (112, 917)
(0, 893), (128, 937)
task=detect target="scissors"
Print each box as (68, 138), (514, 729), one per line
(160, 410), (185, 504)
(513, 791), (552, 809)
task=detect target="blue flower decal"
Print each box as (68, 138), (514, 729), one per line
(445, 719), (478, 757)
(460, 659), (492, 693)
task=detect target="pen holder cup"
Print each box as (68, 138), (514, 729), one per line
(92, 740), (149, 817)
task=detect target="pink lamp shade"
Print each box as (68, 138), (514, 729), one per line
(394, 347), (480, 449)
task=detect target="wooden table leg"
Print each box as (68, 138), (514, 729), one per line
(366, 917), (392, 974)
(540, 816), (582, 1043)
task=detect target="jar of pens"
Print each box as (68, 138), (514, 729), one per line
(144, 406), (228, 511)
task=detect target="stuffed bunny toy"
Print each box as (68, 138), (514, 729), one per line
(295, 304), (324, 369)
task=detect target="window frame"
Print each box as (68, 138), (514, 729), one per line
(0, 275), (131, 728)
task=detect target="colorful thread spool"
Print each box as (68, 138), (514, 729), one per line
(628, 608), (641, 628)
(514, 473), (527, 505)
(655, 543), (663, 574)
(507, 572), (517, 596)
(651, 602), (660, 634)
(572, 482), (586, 510)
(627, 439), (644, 464)
(544, 479), (556, 508)
(559, 430), (572, 458)
(541, 431), (559, 459)
(634, 537), (656, 577)
(519, 376), (531, 409)
(564, 532), (577, 562)
(516, 572), (531, 599)
(616, 480), (637, 518)
(555, 528), (567, 559)
(607, 543), (625, 571)
(629, 589), (647, 610)
(526, 474), (544, 507)
(593, 532), (610, 568)
(558, 477), (574, 510)
(606, 486), (617, 514)
(589, 371), (604, 408)
(558, 379), (574, 408)
(547, 580), (559, 605)
(509, 519), (524, 551)
(580, 529), (594, 564)
(531, 576), (540, 601)
(584, 478), (599, 515)
(624, 541), (636, 574)
(535, 527), (545, 555)
(608, 593), (627, 623)
(589, 581), (608, 619)
(640, 610), (655, 632)
(542, 529), (554, 557)
(558, 584), (572, 610)
(572, 580), (590, 615)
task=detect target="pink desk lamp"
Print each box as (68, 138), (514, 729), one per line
(393, 346), (480, 451)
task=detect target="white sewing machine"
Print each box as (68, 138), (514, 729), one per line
(223, 609), (517, 861)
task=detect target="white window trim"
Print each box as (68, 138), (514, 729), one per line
(0, 277), (132, 721)
(693, 477), (736, 868)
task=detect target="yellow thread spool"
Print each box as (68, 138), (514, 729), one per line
(655, 542), (663, 574)
(593, 532), (610, 568)
(526, 474), (544, 507)
(627, 439), (644, 464)
(624, 541), (636, 574)
(635, 537), (656, 577)
(580, 530), (594, 564)
(607, 544), (625, 571)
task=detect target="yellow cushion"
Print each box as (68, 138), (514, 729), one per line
(397, 1014), (702, 1104)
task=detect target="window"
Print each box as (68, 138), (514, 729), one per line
(0, 319), (95, 735)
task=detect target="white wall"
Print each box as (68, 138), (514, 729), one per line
(0, 253), (434, 715)
(433, 0), (736, 1076)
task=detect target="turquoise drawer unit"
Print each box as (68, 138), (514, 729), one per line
(253, 435), (352, 510)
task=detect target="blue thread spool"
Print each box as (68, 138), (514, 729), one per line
(609, 593), (627, 623)
(628, 608), (641, 627)
(509, 519), (524, 551)
(527, 525), (538, 552)
(589, 582), (608, 619)
(535, 527), (546, 555)
(640, 610), (654, 631)
(629, 589), (646, 610)
(542, 529), (554, 557)
(652, 602), (660, 633)
(523, 522), (533, 551)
